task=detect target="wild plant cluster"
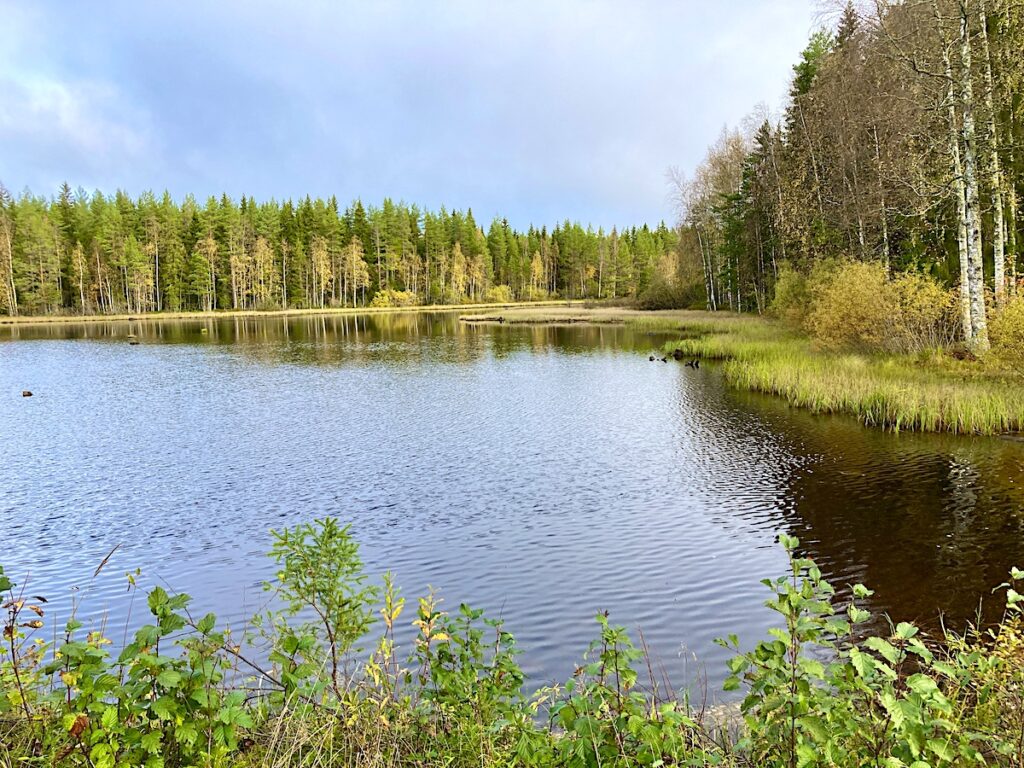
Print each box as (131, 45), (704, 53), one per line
(2, 521), (1022, 767)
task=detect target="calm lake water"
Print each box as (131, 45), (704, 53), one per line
(2, 311), (1023, 694)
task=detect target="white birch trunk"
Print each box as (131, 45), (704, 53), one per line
(959, 2), (989, 349)
(978, 0), (1005, 305)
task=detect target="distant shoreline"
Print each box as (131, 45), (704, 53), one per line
(0, 299), (583, 327)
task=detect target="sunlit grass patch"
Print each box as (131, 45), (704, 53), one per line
(662, 315), (1024, 435)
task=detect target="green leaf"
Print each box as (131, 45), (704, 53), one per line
(140, 731), (162, 753)
(196, 612), (216, 634)
(156, 669), (181, 688)
(234, 710), (254, 728)
(880, 692), (904, 728)
(727, 656), (748, 673)
(848, 606), (871, 624)
(796, 743), (818, 767)
(798, 658), (825, 679)
(175, 722), (198, 746)
(146, 587), (168, 614)
(927, 738), (956, 763)
(894, 622), (919, 640)
(865, 636), (902, 665)
(150, 697), (175, 720)
(906, 673), (939, 697)
(801, 715), (828, 741)
(849, 648), (874, 677)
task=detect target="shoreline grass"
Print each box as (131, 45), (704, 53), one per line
(463, 307), (1024, 435)
(0, 299), (582, 327)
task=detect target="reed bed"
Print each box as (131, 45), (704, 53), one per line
(662, 319), (1024, 435)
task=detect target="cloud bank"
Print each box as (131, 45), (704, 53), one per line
(0, 0), (817, 228)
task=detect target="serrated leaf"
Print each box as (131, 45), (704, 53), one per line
(150, 697), (175, 720)
(906, 673), (939, 697)
(156, 669), (181, 688)
(865, 636), (901, 665)
(196, 612), (216, 634)
(140, 731), (162, 753)
(894, 622), (919, 640)
(927, 738), (955, 763)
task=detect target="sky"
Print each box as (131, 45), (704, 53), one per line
(0, 1), (819, 229)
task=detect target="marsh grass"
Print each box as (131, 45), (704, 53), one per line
(659, 316), (1024, 434)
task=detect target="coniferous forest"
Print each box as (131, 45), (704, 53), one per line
(0, 187), (678, 316)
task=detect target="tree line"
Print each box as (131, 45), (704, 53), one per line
(674, 0), (1023, 350)
(0, 186), (678, 316)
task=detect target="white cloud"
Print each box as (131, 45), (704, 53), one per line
(1, 76), (146, 155)
(0, 0), (817, 224)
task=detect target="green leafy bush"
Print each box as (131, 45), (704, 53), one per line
(769, 263), (811, 326)
(525, 286), (553, 301)
(2, 522), (1022, 767)
(806, 261), (894, 351)
(637, 275), (701, 310)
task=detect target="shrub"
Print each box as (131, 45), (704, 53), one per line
(436, 288), (466, 306)
(887, 271), (958, 353)
(369, 289), (419, 308)
(771, 259), (843, 328)
(3, 525), (1022, 767)
(989, 296), (1024, 373)
(806, 261), (892, 351)
(769, 263), (810, 326)
(525, 286), (553, 301)
(637, 276), (699, 310)
(484, 285), (514, 304)
(804, 261), (956, 354)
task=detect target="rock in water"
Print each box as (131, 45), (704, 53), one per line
(21, 390), (32, 397)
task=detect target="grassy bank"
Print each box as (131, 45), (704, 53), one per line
(2, 519), (1022, 768)
(461, 307), (1024, 435)
(0, 300), (582, 327)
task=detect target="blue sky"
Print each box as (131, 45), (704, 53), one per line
(1, 1), (818, 229)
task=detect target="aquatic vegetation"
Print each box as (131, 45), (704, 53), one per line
(2, 522), (1022, 767)
(661, 314), (1024, 434)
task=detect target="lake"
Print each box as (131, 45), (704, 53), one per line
(2, 311), (1023, 694)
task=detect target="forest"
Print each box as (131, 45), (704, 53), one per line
(674, 0), (1024, 353)
(0, 187), (677, 316)
(5, 0), (1023, 362)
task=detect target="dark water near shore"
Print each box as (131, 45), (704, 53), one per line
(2, 311), (1023, 694)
